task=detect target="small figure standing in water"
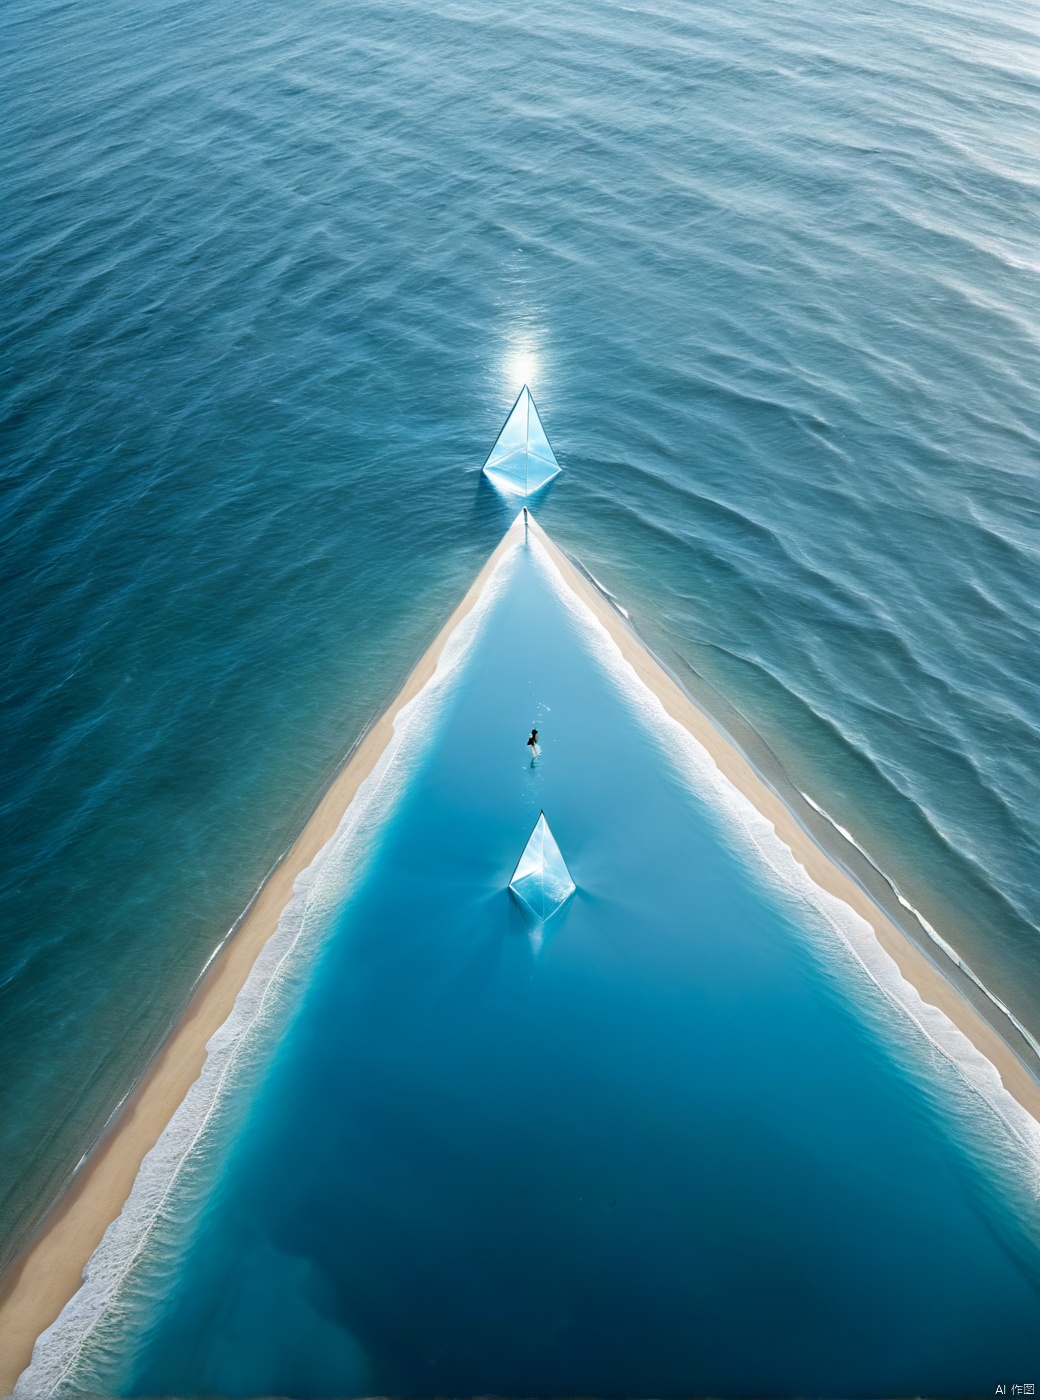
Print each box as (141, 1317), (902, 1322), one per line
(526, 727), (541, 761)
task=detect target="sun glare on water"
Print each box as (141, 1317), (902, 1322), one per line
(505, 348), (539, 390)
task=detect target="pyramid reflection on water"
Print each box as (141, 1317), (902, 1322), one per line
(482, 386), (561, 497)
(509, 811), (575, 921)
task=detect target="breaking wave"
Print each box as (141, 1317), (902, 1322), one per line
(797, 788), (1040, 1064)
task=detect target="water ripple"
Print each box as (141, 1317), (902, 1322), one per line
(2, 0), (1040, 1262)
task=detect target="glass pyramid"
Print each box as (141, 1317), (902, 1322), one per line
(482, 385), (561, 496)
(509, 812), (575, 921)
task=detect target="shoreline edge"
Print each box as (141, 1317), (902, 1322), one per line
(3, 508), (1039, 1393)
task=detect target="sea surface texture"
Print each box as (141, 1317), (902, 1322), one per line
(2, 0), (1039, 1278)
(30, 541), (1040, 1395)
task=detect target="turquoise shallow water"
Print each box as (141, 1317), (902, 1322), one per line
(2, 0), (1040, 1278)
(40, 541), (1040, 1397)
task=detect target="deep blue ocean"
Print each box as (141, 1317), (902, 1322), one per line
(2, 0), (1039, 1311)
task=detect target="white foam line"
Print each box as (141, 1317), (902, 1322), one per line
(797, 789), (1040, 1064)
(581, 565), (630, 618)
(15, 545), (519, 1399)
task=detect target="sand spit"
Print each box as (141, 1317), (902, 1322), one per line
(3, 508), (1039, 1393)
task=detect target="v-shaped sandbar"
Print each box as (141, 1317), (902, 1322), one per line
(9, 509), (1040, 1398)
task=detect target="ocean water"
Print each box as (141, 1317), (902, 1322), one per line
(26, 539), (1040, 1396)
(2, 0), (1039, 1279)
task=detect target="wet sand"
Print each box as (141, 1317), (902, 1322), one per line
(3, 507), (1039, 1394)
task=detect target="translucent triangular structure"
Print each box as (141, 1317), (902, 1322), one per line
(509, 811), (575, 921)
(482, 386), (561, 497)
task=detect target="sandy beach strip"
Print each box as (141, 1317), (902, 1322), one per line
(3, 506), (1040, 1392)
